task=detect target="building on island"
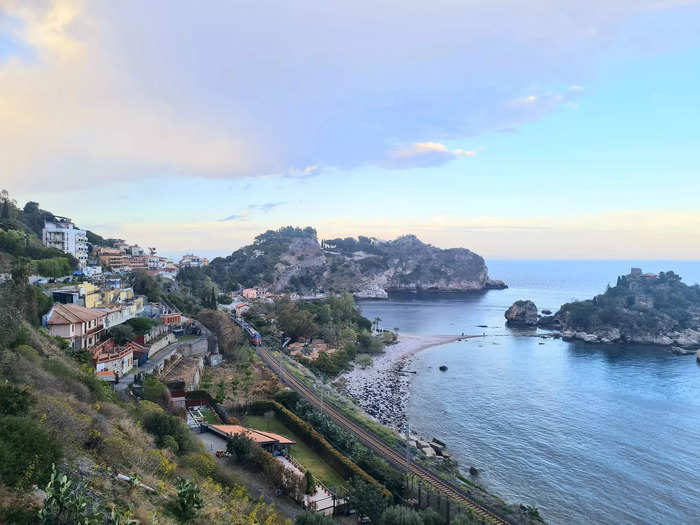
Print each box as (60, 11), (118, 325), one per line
(44, 303), (106, 350)
(42, 217), (88, 268)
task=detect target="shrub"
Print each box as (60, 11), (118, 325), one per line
(226, 433), (254, 464)
(381, 506), (424, 525)
(143, 376), (171, 408)
(0, 383), (33, 416)
(141, 407), (195, 455)
(174, 478), (203, 522)
(180, 452), (218, 479)
(38, 465), (103, 524)
(0, 415), (61, 489)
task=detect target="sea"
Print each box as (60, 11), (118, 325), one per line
(357, 260), (700, 525)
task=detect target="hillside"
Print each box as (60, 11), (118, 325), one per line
(206, 227), (506, 297)
(541, 270), (700, 347)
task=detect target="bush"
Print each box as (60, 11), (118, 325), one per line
(381, 506), (424, 525)
(143, 376), (171, 408)
(0, 415), (61, 489)
(226, 433), (254, 463)
(174, 478), (204, 522)
(141, 407), (195, 455)
(0, 383), (33, 416)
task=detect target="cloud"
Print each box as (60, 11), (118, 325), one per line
(251, 201), (287, 213)
(0, 1), (697, 189)
(219, 211), (249, 222)
(283, 166), (322, 180)
(384, 142), (478, 169)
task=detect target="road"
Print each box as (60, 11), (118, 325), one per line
(254, 344), (511, 525)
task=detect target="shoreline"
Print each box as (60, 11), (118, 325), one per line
(335, 333), (462, 432)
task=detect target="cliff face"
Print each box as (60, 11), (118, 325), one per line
(207, 228), (506, 297)
(549, 270), (700, 348)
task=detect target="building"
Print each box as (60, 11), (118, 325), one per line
(134, 323), (176, 358)
(207, 425), (295, 454)
(82, 266), (102, 278)
(242, 288), (265, 300)
(179, 254), (208, 268)
(42, 218), (88, 268)
(96, 247), (128, 270)
(44, 303), (107, 350)
(91, 338), (133, 377)
(160, 312), (183, 326)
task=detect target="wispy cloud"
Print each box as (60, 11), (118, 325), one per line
(249, 201), (287, 213)
(384, 142), (478, 169)
(219, 210), (250, 222)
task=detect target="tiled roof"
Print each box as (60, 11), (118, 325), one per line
(47, 303), (107, 325)
(210, 425), (295, 445)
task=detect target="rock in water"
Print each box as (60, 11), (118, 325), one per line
(469, 466), (480, 476)
(505, 300), (539, 326)
(696, 349), (700, 363)
(439, 365), (448, 371)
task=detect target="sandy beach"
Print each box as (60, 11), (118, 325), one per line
(335, 334), (461, 432)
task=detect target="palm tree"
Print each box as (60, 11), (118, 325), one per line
(373, 317), (382, 333)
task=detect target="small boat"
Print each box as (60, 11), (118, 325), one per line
(439, 365), (448, 371)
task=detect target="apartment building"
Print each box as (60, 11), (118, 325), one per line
(42, 218), (88, 268)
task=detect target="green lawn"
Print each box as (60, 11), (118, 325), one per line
(243, 415), (346, 491)
(199, 407), (219, 424)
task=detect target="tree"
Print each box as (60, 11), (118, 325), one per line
(304, 470), (316, 494)
(174, 478), (203, 522)
(131, 270), (161, 302)
(109, 324), (135, 344)
(345, 477), (387, 523)
(226, 433), (253, 463)
(214, 380), (226, 404)
(381, 506), (424, 525)
(1, 199), (9, 219)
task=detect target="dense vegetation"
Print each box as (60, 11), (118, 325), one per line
(244, 293), (385, 376)
(556, 271), (700, 334)
(207, 226), (318, 291)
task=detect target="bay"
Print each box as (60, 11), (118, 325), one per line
(357, 260), (700, 525)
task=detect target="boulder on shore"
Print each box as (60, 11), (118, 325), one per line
(505, 300), (539, 327)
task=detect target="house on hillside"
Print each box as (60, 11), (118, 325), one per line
(206, 425), (295, 454)
(91, 338), (134, 377)
(44, 303), (107, 350)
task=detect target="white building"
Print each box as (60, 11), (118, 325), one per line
(42, 218), (88, 268)
(82, 265), (102, 278)
(179, 254), (208, 268)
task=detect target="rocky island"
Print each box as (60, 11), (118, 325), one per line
(507, 268), (700, 348)
(207, 226), (506, 297)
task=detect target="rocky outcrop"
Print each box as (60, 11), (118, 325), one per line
(546, 270), (700, 348)
(505, 300), (539, 326)
(208, 228), (507, 296)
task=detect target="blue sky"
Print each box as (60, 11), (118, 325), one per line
(2, 1), (700, 259)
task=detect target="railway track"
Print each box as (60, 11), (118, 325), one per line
(255, 345), (511, 525)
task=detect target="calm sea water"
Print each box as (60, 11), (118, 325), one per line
(358, 260), (700, 525)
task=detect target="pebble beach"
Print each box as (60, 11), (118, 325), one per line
(336, 334), (460, 432)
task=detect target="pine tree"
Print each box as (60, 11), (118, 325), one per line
(1, 199), (9, 219)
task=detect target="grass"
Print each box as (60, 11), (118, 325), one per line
(199, 407), (219, 424)
(242, 414), (346, 491)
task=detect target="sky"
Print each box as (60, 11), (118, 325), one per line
(1, 1), (700, 260)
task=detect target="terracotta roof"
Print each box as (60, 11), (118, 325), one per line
(47, 303), (107, 325)
(210, 425), (295, 445)
(96, 371), (115, 377)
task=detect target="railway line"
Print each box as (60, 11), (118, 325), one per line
(254, 344), (511, 525)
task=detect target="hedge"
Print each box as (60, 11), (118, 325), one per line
(248, 400), (389, 496)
